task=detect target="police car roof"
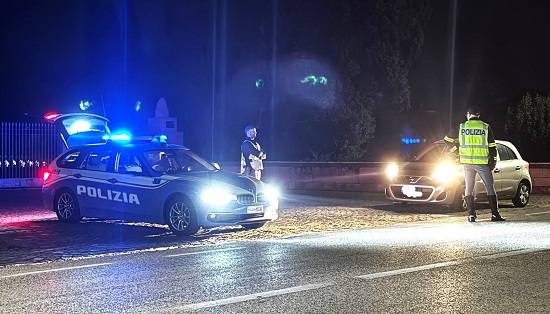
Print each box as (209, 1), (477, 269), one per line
(70, 140), (189, 151)
(111, 141), (188, 150)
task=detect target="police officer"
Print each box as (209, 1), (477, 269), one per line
(444, 106), (505, 222)
(241, 125), (266, 180)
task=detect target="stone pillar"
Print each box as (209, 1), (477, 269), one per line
(147, 98), (184, 145)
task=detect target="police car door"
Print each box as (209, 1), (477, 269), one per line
(75, 147), (117, 218)
(102, 149), (155, 221)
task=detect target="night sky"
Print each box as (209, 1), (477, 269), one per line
(411, 0), (550, 135)
(2, 0), (550, 160)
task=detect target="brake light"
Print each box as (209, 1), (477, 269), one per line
(43, 170), (52, 181)
(44, 112), (61, 122)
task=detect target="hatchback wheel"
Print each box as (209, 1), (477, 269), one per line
(512, 181), (530, 207)
(450, 185), (466, 212)
(165, 196), (199, 236)
(55, 190), (82, 222)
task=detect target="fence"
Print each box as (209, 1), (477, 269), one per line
(1, 122), (61, 179)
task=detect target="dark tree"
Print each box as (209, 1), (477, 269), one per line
(277, 0), (431, 161)
(505, 92), (550, 161)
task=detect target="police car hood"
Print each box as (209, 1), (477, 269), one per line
(164, 170), (265, 194)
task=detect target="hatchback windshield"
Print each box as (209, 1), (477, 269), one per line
(414, 143), (453, 163)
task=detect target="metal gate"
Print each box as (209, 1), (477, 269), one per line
(0, 122), (61, 179)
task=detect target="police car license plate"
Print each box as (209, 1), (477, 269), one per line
(247, 206), (264, 214)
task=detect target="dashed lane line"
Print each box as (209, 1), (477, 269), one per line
(0, 263), (112, 278)
(177, 283), (332, 311)
(176, 247), (547, 310)
(354, 260), (463, 280)
(164, 247), (245, 257)
(525, 211), (550, 216)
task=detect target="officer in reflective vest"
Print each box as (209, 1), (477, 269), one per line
(444, 106), (505, 222)
(240, 125), (266, 180)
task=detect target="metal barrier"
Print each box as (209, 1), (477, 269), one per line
(0, 122), (61, 179)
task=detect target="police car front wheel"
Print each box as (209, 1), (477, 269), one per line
(165, 196), (199, 236)
(54, 189), (82, 222)
(241, 222), (266, 230)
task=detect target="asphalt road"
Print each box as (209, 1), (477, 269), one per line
(2, 189), (550, 313)
(1, 188), (550, 266)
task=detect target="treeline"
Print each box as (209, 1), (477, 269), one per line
(505, 92), (550, 161)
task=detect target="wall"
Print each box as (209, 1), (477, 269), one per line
(3, 162), (550, 194)
(220, 162), (550, 194)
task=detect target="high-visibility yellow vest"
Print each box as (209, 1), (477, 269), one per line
(458, 120), (495, 164)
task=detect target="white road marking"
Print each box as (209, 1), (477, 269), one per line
(167, 247), (550, 310)
(479, 248), (545, 259)
(525, 211), (550, 216)
(355, 260), (463, 280)
(164, 247), (245, 257)
(1, 263), (112, 279)
(178, 283), (332, 310)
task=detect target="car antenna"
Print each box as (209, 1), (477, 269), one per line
(101, 94), (107, 118)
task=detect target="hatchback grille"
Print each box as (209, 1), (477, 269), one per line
(390, 185), (434, 200)
(395, 175), (432, 185)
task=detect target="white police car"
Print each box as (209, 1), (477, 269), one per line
(41, 114), (278, 235)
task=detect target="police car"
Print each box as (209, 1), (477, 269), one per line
(41, 113), (278, 235)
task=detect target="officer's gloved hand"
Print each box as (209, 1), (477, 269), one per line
(259, 150), (267, 160)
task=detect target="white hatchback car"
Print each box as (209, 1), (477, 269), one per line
(384, 140), (531, 211)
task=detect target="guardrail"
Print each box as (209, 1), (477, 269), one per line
(220, 161), (550, 194)
(2, 161), (550, 194)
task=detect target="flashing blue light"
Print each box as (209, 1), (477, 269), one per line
(401, 137), (426, 145)
(111, 134), (131, 141)
(103, 130), (132, 142)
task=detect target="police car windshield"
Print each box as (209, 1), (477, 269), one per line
(144, 149), (216, 173)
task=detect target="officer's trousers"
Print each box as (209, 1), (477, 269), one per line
(242, 167), (262, 181)
(463, 164), (496, 197)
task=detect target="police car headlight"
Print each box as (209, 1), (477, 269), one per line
(201, 189), (237, 205)
(386, 163), (399, 179)
(265, 188), (279, 207)
(431, 163), (456, 182)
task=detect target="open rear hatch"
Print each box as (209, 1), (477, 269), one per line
(45, 113), (111, 149)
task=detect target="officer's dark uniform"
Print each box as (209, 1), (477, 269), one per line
(444, 106), (505, 222)
(240, 126), (265, 180)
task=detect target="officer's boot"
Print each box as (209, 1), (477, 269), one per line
(489, 195), (505, 221)
(464, 195), (476, 222)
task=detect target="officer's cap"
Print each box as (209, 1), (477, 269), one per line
(466, 106), (481, 115)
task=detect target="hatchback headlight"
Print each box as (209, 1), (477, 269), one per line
(431, 163), (456, 182)
(386, 163), (399, 179)
(201, 189), (237, 205)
